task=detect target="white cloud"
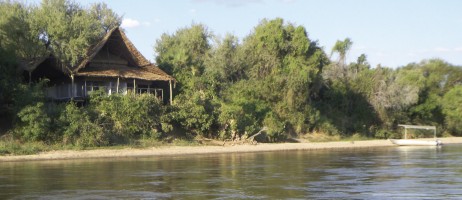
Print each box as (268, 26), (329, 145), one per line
(352, 45), (367, 51)
(375, 52), (389, 57)
(192, 0), (262, 7)
(434, 47), (450, 52)
(121, 18), (140, 28)
(121, 18), (152, 29)
(407, 52), (417, 57)
(454, 47), (462, 52)
(189, 8), (197, 15)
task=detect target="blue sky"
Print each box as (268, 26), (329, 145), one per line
(34, 0), (462, 68)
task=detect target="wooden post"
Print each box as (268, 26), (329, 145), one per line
(133, 79), (136, 94)
(28, 71), (32, 86)
(169, 80), (173, 104)
(109, 81), (112, 95)
(70, 74), (74, 100)
(116, 77), (120, 93)
(84, 80), (87, 97)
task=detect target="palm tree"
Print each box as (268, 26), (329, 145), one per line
(331, 38), (353, 77)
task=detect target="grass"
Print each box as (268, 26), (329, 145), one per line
(0, 133), (203, 156)
(302, 132), (342, 142)
(302, 132), (375, 143)
(0, 139), (50, 155)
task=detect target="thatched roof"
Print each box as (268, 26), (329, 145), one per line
(74, 27), (174, 82)
(75, 64), (174, 81)
(30, 27), (173, 82)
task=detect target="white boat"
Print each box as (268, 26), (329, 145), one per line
(389, 139), (442, 146)
(389, 124), (442, 146)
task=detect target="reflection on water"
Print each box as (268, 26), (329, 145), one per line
(1, 145), (462, 199)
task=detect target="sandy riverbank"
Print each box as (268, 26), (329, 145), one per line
(2, 137), (462, 162)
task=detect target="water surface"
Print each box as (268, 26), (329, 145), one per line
(1, 145), (462, 199)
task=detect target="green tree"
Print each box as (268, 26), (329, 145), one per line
(442, 85), (462, 135)
(400, 59), (461, 125)
(224, 18), (327, 137)
(0, 1), (49, 83)
(155, 24), (211, 92)
(90, 2), (122, 33)
(155, 24), (218, 138)
(330, 38), (353, 79)
(204, 34), (246, 89)
(36, 0), (120, 89)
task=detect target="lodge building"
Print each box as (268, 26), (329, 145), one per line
(26, 27), (175, 104)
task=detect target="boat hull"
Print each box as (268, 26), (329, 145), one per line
(389, 139), (442, 146)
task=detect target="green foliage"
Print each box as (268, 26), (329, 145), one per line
(171, 92), (217, 137)
(90, 92), (166, 141)
(35, 0), (120, 71)
(12, 80), (48, 115)
(0, 135), (49, 155)
(331, 38), (353, 67)
(238, 18), (327, 137)
(0, 1), (48, 64)
(90, 2), (122, 33)
(219, 80), (270, 138)
(374, 129), (400, 139)
(205, 34), (245, 84)
(16, 102), (51, 141)
(263, 112), (286, 142)
(58, 102), (106, 147)
(0, 48), (19, 121)
(442, 86), (462, 135)
(155, 24), (211, 91)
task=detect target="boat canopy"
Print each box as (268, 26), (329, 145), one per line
(398, 124), (436, 139)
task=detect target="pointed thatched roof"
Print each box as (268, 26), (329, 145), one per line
(72, 27), (174, 82)
(29, 27), (173, 82)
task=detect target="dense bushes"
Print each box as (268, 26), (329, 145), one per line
(154, 20), (462, 140)
(7, 89), (172, 148)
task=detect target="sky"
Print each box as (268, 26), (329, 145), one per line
(33, 0), (462, 68)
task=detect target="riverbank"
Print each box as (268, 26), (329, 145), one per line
(2, 137), (462, 162)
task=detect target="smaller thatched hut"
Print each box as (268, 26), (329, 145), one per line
(27, 27), (175, 104)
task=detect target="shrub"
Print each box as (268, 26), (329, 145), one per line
(16, 102), (51, 141)
(171, 92), (217, 138)
(263, 112), (286, 142)
(90, 92), (167, 142)
(58, 102), (107, 147)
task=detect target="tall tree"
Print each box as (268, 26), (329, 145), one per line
(331, 38), (353, 79)
(155, 24), (211, 91)
(442, 85), (462, 135)
(230, 18), (328, 135)
(154, 24), (217, 137)
(37, 0), (104, 73)
(90, 2), (122, 34)
(0, 1), (49, 83)
(35, 0), (121, 97)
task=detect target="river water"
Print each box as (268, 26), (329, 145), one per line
(1, 145), (462, 199)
